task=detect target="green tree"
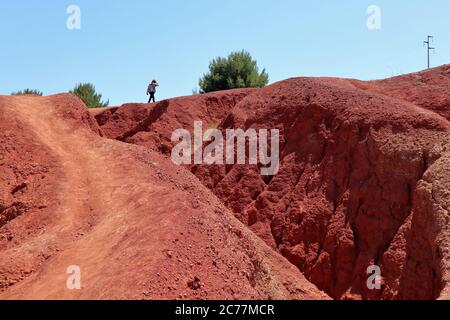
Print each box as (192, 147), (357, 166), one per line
(11, 89), (43, 96)
(199, 50), (269, 93)
(70, 83), (109, 108)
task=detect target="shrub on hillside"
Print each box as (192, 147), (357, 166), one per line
(70, 83), (109, 108)
(199, 50), (269, 93)
(12, 89), (43, 96)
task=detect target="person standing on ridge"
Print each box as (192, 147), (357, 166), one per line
(147, 80), (159, 103)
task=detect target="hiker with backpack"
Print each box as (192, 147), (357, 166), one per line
(147, 80), (159, 103)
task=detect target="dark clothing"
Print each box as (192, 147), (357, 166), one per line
(148, 83), (158, 93)
(148, 92), (156, 103)
(147, 82), (159, 103)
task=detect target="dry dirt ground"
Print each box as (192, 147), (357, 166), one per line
(0, 94), (327, 300)
(2, 65), (450, 300)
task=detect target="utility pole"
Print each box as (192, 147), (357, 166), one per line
(424, 36), (435, 69)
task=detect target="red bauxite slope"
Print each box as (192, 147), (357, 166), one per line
(0, 94), (328, 300)
(353, 64), (450, 120)
(95, 65), (450, 300)
(96, 89), (256, 154)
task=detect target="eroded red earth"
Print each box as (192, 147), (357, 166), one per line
(2, 65), (450, 300)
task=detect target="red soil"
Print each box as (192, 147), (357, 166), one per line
(0, 94), (327, 299)
(94, 65), (450, 300)
(353, 64), (450, 120)
(96, 89), (256, 155)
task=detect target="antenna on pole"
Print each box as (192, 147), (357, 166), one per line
(423, 35), (435, 69)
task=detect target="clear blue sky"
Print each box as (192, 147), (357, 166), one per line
(1, 0), (449, 105)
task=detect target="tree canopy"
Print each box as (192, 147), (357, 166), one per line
(70, 83), (109, 108)
(199, 50), (269, 93)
